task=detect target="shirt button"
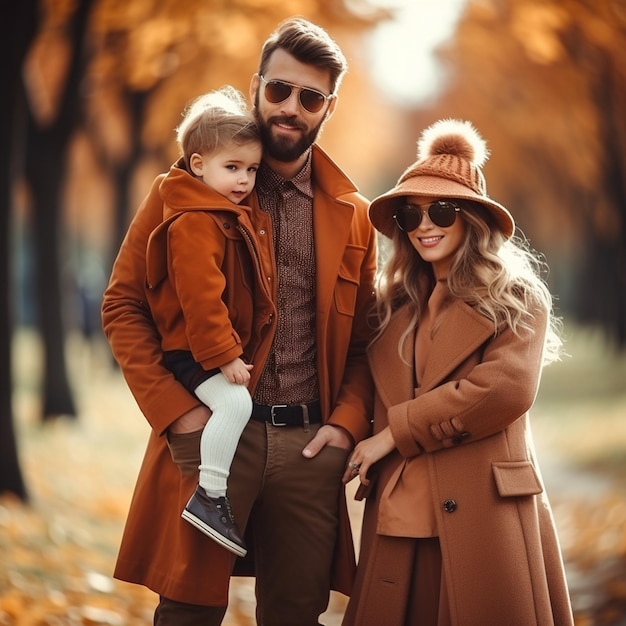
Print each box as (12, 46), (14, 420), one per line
(443, 499), (457, 513)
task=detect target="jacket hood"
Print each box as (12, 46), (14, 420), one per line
(159, 159), (248, 220)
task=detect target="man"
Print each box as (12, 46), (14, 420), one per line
(102, 17), (376, 625)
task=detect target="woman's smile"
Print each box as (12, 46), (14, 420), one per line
(417, 235), (444, 247)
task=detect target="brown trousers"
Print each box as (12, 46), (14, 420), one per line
(157, 419), (350, 626)
(154, 597), (226, 625)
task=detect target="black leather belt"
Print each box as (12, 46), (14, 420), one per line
(251, 401), (321, 426)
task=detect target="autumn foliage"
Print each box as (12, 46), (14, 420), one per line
(1, 0), (626, 623)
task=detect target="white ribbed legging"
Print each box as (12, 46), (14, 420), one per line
(193, 373), (252, 497)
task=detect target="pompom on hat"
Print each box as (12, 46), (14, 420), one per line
(369, 119), (515, 240)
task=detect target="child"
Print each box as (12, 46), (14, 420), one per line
(342, 119), (574, 625)
(147, 86), (263, 557)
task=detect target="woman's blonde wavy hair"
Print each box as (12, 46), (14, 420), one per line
(373, 200), (563, 366)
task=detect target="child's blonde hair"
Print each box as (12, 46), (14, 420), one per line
(176, 86), (259, 170)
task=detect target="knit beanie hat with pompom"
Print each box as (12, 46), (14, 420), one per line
(368, 119), (515, 239)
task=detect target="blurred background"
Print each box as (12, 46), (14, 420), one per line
(1, 0), (625, 624)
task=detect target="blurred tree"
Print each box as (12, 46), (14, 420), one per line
(0, 0), (38, 499)
(83, 0), (388, 264)
(424, 0), (626, 348)
(23, 0), (98, 419)
(559, 0), (626, 347)
(2, 0), (392, 496)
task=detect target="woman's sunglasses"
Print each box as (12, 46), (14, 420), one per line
(393, 200), (461, 231)
(259, 75), (335, 114)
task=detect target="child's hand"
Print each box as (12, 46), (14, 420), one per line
(220, 358), (253, 385)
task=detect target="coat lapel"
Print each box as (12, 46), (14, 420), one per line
(420, 299), (495, 391)
(368, 307), (416, 412)
(368, 300), (496, 407)
(311, 147), (359, 318)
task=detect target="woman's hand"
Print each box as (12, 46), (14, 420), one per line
(343, 426), (395, 485)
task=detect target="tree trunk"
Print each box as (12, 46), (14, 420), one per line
(26, 131), (77, 418)
(0, 0), (38, 499)
(24, 0), (96, 419)
(576, 35), (626, 348)
(108, 89), (152, 272)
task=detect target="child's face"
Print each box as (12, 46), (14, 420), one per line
(401, 195), (466, 279)
(190, 141), (262, 204)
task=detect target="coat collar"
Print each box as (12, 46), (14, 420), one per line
(368, 299), (495, 408)
(309, 144), (360, 198)
(159, 159), (243, 219)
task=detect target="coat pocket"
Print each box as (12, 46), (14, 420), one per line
(492, 461), (543, 497)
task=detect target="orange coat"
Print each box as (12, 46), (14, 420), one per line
(144, 165), (274, 377)
(347, 301), (574, 625)
(102, 147), (377, 605)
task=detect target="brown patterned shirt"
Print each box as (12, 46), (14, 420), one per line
(253, 153), (319, 405)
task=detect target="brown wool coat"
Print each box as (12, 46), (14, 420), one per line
(345, 302), (574, 626)
(102, 147), (377, 606)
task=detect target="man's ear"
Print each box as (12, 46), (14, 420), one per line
(250, 73), (260, 104)
(326, 95), (338, 121)
(189, 153), (204, 177)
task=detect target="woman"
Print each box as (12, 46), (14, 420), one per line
(343, 119), (573, 626)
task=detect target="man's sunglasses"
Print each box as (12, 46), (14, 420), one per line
(393, 200), (462, 231)
(259, 75), (335, 113)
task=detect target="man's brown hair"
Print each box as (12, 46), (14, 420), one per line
(258, 17), (348, 94)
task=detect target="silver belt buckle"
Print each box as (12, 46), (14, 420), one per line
(270, 404), (288, 426)
(300, 403), (310, 433)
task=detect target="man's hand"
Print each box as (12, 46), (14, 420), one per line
(168, 404), (211, 434)
(302, 424), (352, 458)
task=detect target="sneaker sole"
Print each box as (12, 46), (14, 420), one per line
(181, 509), (247, 557)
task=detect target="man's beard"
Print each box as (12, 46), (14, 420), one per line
(254, 101), (324, 163)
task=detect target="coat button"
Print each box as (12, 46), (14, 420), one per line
(452, 432), (470, 445)
(443, 499), (457, 513)
(223, 222), (231, 229)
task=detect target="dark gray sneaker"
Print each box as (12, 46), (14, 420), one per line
(182, 486), (247, 557)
